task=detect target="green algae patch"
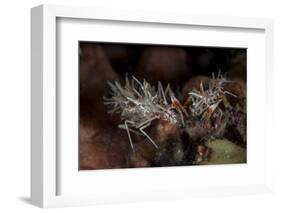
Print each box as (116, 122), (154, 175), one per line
(201, 139), (246, 165)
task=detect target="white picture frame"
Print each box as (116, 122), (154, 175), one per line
(31, 4), (274, 208)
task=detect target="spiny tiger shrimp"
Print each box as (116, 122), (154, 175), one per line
(104, 74), (188, 151)
(187, 71), (237, 122)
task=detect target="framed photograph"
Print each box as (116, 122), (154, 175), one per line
(31, 4), (274, 208)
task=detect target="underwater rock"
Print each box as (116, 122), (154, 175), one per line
(156, 120), (182, 142)
(136, 46), (192, 84)
(128, 121), (175, 163)
(153, 133), (194, 167)
(129, 121), (186, 167)
(185, 120), (213, 142)
(130, 138), (158, 163)
(223, 79), (246, 110)
(224, 110), (247, 146)
(79, 43), (119, 89)
(79, 43), (121, 128)
(129, 152), (151, 168)
(225, 79), (246, 97)
(79, 124), (130, 170)
(199, 139), (246, 165)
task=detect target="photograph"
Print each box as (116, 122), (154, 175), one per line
(79, 42), (247, 170)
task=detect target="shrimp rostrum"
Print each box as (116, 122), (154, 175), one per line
(104, 74), (188, 151)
